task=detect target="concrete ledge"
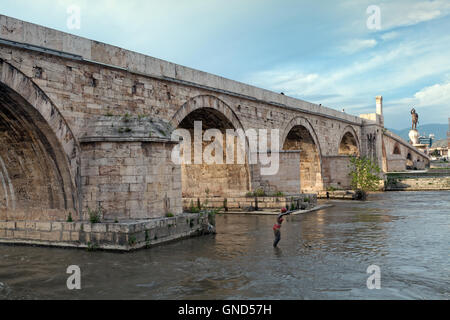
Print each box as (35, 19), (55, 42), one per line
(225, 204), (333, 215)
(318, 190), (357, 200)
(183, 194), (318, 211)
(0, 213), (214, 251)
(385, 172), (450, 191)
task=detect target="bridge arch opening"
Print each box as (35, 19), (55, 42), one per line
(406, 152), (414, 169)
(0, 83), (77, 221)
(393, 144), (401, 155)
(172, 96), (250, 199)
(339, 131), (360, 156)
(282, 123), (322, 193)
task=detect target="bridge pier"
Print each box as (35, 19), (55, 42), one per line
(80, 116), (182, 221)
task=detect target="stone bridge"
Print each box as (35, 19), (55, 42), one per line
(0, 15), (429, 224)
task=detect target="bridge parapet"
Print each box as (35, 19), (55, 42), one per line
(0, 14), (362, 125)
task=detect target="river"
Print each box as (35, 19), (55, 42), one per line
(0, 191), (449, 300)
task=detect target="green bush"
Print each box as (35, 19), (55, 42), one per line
(348, 156), (381, 194)
(128, 236), (137, 246)
(189, 200), (200, 213)
(122, 113), (131, 122)
(246, 188), (266, 197)
(88, 208), (102, 224)
(87, 242), (99, 252)
(255, 188), (266, 197)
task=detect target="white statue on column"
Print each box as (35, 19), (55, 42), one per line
(409, 108), (420, 145)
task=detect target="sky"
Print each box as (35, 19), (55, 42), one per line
(1, 0), (449, 130)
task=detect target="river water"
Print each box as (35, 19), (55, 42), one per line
(0, 191), (448, 300)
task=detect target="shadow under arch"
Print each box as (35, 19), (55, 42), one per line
(338, 126), (360, 156)
(281, 117), (323, 192)
(170, 95), (251, 198)
(0, 60), (80, 221)
(393, 143), (401, 155)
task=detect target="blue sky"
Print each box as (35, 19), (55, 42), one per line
(1, 0), (449, 129)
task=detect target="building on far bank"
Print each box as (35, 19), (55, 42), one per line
(429, 139), (448, 160)
(419, 135), (434, 147)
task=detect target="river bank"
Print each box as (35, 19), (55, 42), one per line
(385, 171), (450, 191)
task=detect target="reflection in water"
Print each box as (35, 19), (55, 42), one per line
(0, 191), (449, 300)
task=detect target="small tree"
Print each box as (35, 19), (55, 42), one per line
(431, 149), (440, 157)
(348, 156), (381, 199)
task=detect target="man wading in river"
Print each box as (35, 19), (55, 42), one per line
(273, 208), (290, 248)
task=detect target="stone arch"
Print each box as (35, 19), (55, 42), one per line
(393, 143), (401, 155)
(338, 126), (360, 156)
(0, 60), (80, 221)
(281, 117), (322, 154)
(171, 95), (251, 198)
(171, 95), (245, 133)
(281, 117), (323, 192)
(406, 152), (413, 169)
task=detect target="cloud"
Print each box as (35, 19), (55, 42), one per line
(380, 31), (399, 41)
(247, 42), (411, 104)
(339, 39), (377, 54)
(246, 31), (450, 123)
(385, 80), (450, 127)
(381, 0), (450, 29)
(340, 0), (450, 32)
(412, 81), (450, 107)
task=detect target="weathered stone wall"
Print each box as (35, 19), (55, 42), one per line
(0, 36), (374, 202)
(386, 158), (407, 172)
(0, 87), (72, 221)
(0, 61), (79, 221)
(81, 141), (182, 221)
(281, 121), (323, 192)
(0, 15), (364, 126)
(251, 151), (301, 195)
(0, 45), (366, 199)
(0, 15), (367, 159)
(383, 132), (429, 172)
(183, 194), (317, 211)
(386, 176), (450, 191)
(0, 40), (364, 156)
(175, 107), (251, 198)
(0, 213), (211, 251)
(322, 156), (353, 189)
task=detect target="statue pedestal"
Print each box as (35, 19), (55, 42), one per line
(409, 129), (419, 145)
(413, 143), (428, 155)
(409, 129), (429, 154)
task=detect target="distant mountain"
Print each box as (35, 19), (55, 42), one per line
(388, 124), (448, 141)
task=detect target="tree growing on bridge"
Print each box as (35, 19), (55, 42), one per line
(348, 156), (381, 200)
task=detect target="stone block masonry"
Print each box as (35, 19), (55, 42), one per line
(183, 194), (318, 212)
(0, 213), (213, 251)
(385, 172), (450, 191)
(80, 116), (182, 221)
